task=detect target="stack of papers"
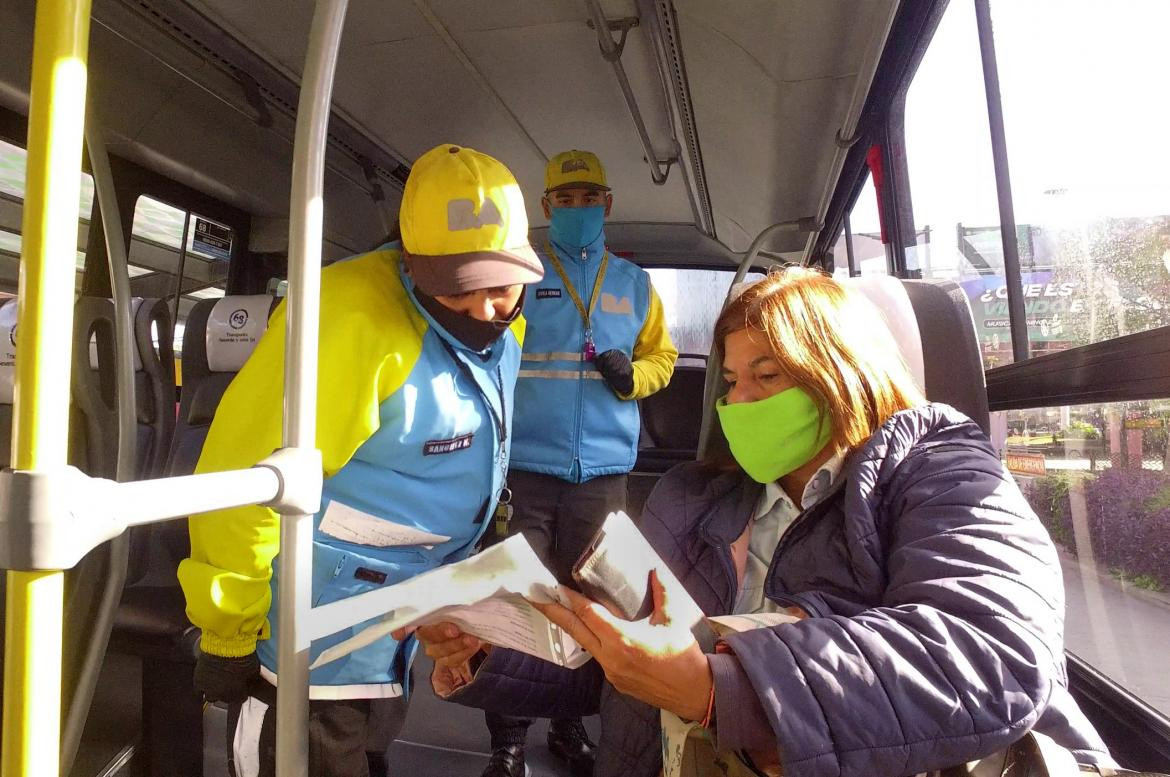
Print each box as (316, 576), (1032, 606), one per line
(309, 534), (590, 669)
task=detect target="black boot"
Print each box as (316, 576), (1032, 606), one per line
(481, 744), (527, 777)
(547, 718), (596, 777)
(366, 751), (389, 777)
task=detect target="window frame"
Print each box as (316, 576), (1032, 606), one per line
(82, 154), (252, 300)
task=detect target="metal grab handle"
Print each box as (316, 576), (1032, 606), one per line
(0, 463), (296, 572)
(696, 219), (820, 458)
(584, 0), (676, 185)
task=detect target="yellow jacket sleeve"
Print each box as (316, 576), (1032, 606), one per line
(177, 250), (424, 657)
(622, 284), (678, 400)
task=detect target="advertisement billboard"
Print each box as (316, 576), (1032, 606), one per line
(958, 271), (1087, 362)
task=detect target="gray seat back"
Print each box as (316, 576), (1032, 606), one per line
(166, 294), (274, 476)
(831, 275), (990, 434)
(901, 279), (990, 433)
(640, 357), (707, 453)
(110, 295), (274, 665)
(70, 296), (176, 480)
(0, 298), (17, 469)
(126, 295), (275, 586)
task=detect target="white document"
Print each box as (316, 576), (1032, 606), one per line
(418, 594), (590, 669)
(707, 612), (799, 636)
(309, 534), (586, 669)
(318, 500), (451, 548)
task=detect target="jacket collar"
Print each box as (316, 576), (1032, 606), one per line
(693, 466), (761, 549)
(549, 230), (607, 265)
(696, 449), (855, 551)
(754, 450), (847, 517)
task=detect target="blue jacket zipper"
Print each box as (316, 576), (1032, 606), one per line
(570, 246), (588, 481)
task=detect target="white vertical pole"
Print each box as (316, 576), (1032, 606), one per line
(275, 1), (349, 774)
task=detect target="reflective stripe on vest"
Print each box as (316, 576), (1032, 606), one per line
(518, 369), (604, 380)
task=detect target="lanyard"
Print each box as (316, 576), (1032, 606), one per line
(440, 340), (508, 527)
(438, 338), (507, 453)
(545, 240), (609, 333)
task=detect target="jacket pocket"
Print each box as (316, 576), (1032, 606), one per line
(311, 542), (432, 608)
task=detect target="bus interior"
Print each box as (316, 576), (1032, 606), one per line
(1, 1), (1169, 775)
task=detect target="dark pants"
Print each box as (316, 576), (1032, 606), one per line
(227, 679), (408, 777)
(486, 469), (627, 748)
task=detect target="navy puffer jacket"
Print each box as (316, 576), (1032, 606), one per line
(450, 404), (1112, 777)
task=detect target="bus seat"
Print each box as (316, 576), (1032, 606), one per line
(637, 354), (708, 472)
(901, 279), (990, 434)
(846, 276), (927, 388)
(70, 296), (176, 481)
(112, 294), (274, 648)
(0, 298), (17, 469)
(849, 275), (989, 433)
(134, 297), (178, 478)
(165, 294), (275, 476)
(109, 294), (273, 777)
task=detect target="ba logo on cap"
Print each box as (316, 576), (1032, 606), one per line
(229, 309), (249, 330)
(447, 198), (504, 232)
(561, 159), (590, 174)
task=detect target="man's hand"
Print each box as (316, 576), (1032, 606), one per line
(593, 349), (635, 396)
(193, 650), (260, 704)
(431, 661), (472, 698)
(532, 570), (712, 721)
(393, 622), (487, 692)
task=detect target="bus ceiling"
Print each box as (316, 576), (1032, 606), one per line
(0, 0), (914, 267)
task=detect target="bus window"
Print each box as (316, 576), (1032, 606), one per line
(128, 195), (231, 359)
(908, 2), (1170, 368)
(828, 173), (889, 278)
(645, 268), (763, 363)
(994, 399), (1170, 717)
(991, 2), (1170, 353)
(904, 0), (1004, 365)
(0, 138), (93, 297)
(904, 0), (1170, 727)
(829, 225), (850, 279)
(850, 173), (889, 277)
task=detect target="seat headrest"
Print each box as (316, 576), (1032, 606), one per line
(0, 298), (17, 404)
(842, 276), (926, 392)
(205, 295), (273, 372)
(88, 297), (145, 372)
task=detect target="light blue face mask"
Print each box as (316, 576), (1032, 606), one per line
(548, 205), (605, 250)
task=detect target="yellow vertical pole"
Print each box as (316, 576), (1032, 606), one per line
(2, 2), (92, 776)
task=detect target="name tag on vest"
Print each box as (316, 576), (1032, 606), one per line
(423, 432), (474, 455)
(536, 288), (562, 299)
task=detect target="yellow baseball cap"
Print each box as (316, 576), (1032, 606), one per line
(401, 144), (543, 296)
(544, 150), (610, 193)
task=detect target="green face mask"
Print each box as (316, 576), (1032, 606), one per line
(715, 387), (832, 483)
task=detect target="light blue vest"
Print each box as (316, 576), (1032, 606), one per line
(258, 267), (518, 691)
(510, 233), (650, 482)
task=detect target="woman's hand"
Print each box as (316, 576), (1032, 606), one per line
(532, 569), (713, 722)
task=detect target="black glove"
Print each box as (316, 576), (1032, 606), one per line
(594, 349), (635, 396)
(194, 650), (260, 704)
